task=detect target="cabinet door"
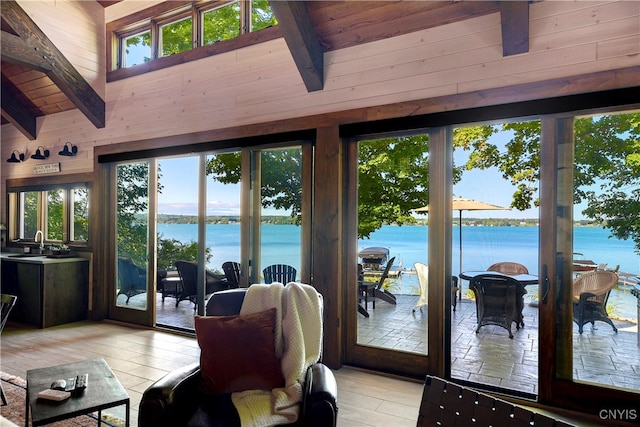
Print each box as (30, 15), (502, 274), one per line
(10, 262), (43, 327)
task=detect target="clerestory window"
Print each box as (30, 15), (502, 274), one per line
(110, 0), (277, 76)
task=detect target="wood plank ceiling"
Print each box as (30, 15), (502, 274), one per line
(0, 0), (529, 140)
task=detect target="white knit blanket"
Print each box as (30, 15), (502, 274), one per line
(231, 282), (323, 427)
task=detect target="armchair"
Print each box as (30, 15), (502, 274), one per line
(469, 274), (526, 339)
(117, 258), (147, 303)
(573, 270), (618, 334)
(139, 287), (338, 427)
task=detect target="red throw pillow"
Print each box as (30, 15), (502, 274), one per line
(195, 308), (284, 395)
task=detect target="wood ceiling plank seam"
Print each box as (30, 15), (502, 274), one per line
(313, 1), (500, 51)
(324, 12), (502, 66)
(596, 34), (640, 60)
(325, 27), (503, 80)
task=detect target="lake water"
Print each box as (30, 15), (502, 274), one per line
(157, 223), (639, 318)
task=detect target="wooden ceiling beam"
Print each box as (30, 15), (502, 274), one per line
(269, 1), (324, 92)
(500, 1), (530, 56)
(0, 0), (105, 134)
(1, 81), (36, 140)
(1, 31), (53, 73)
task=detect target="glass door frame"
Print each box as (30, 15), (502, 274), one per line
(102, 141), (312, 327)
(108, 159), (157, 327)
(344, 128), (448, 379)
(539, 114), (639, 418)
(344, 111), (640, 415)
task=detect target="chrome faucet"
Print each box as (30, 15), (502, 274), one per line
(34, 230), (44, 250)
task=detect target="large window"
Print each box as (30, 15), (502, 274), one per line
(114, 0), (277, 70)
(6, 182), (90, 245)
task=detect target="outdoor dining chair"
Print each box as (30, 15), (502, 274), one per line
(262, 264), (297, 284)
(487, 261), (529, 275)
(573, 270), (618, 334)
(469, 274), (527, 338)
(222, 261), (241, 288)
(174, 261), (230, 310)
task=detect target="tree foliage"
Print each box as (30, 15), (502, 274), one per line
(203, 115), (638, 252)
(206, 149), (302, 222)
(117, 164), (151, 266)
(124, 0), (277, 62)
(358, 136), (430, 238)
(157, 237), (212, 271)
(117, 163), (211, 268)
(461, 113), (640, 253)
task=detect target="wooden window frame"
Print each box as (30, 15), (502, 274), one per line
(107, 0), (279, 82)
(5, 173), (93, 248)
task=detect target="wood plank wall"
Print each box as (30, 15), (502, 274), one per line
(2, 0), (638, 198)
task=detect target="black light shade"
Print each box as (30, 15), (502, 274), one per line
(58, 142), (78, 157)
(31, 146), (50, 160)
(7, 150), (25, 163)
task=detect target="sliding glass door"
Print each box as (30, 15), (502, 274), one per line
(108, 142), (309, 329)
(112, 160), (156, 326)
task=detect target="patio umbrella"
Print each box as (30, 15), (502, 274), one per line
(413, 197), (510, 275)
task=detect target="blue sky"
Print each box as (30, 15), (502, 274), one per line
(156, 130), (586, 220)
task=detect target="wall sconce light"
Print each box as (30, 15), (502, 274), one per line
(58, 142), (78, 157)
(7, 150), (25, 163)
(31, 146), (50, 160)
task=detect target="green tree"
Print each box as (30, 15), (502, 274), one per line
(462, 113), (640, 253)
(358, 136), (431, 238)
(117, 163), (151, 266)
(157, 237), (212, 271)
(123, 1), (278, 59)
(206, 150), (302, 222)
(73, 188), (89, 241)
(46, 190), (64, 240)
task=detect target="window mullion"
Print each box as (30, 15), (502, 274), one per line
(151, 20), (160, 60)
(38, 191), (47, 240)
(242, 0), (251, 34)
(192, 6), (199, 48)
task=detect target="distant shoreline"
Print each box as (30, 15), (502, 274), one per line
(156, 214), (601, 228)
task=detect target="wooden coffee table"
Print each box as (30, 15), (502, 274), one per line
(25, 358), (129, 426)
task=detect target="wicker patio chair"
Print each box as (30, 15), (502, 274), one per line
(573, 270), (618, 334)
(469, 274), (527, 339)
(487, 261), (529, 275)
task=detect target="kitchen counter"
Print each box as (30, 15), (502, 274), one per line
(1, 253), (89, 328)
(0, 252), (87, 264)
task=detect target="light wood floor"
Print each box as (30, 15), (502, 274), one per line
(0, 320), (424, 427)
